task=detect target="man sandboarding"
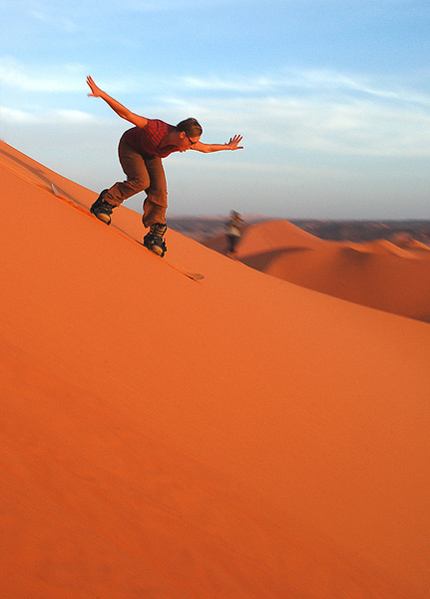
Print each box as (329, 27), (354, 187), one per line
(87, 76), (243, 257)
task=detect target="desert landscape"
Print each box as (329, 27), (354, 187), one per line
(202, 219), (430, 322)
(1, 139), (429, 598)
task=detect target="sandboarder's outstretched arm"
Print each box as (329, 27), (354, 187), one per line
(192, 135), (243, 153)
(86, 76), (148, 128)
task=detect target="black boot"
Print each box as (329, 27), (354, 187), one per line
(143, 223), (167, 257)
(90, 190), (115, 225)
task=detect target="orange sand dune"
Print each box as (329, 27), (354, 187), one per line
(343, 238), (422, 258)
(204, 219), (325, 256)
(391, 232), (430, 251)
(235, 221), (430, 322)
(237, 218), (326, 255)
(402, 239), (430, 251)
(1, 141), (430, 598)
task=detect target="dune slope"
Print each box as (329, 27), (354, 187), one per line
(1, 141), (429, 598)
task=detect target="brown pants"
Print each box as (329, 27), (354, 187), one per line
(104, 137), (167, 227)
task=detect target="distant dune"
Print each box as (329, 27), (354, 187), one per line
(204, 220), (430, 322)
(1, 140), (429, 598)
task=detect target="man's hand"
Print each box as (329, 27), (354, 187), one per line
(227, 135), (243, 150)
(86, 75), (104, 98)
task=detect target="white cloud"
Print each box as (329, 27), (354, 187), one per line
(179, 69), (430, 109)
(0, 57), (85, 92)
(1, 105), (105, 126)
(54, 110), (94, 122)
(289, 69), (430, 107)
(179, 75), (276, 94)
(0, 106), (38, 123)
(1, 0), (80, 32)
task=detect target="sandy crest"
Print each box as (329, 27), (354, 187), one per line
(1, 141), (429, 598)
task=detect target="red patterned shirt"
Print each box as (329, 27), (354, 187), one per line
(122, 119), (177, 158)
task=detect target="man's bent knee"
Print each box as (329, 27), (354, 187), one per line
(128, 178), (148, 194)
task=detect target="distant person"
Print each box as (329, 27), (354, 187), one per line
(226, 211), (244, 257)
(86, 76), (243, 257)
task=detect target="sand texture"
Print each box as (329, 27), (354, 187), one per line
(1, 140), (429, 598)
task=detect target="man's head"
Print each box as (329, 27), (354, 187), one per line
(176, 118), (202, 149)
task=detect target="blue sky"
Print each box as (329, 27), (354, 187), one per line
(1, 0), (430, 218)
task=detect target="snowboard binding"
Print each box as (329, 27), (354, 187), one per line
(143, 223), (168, 257)
(90, 190), (115, 225)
